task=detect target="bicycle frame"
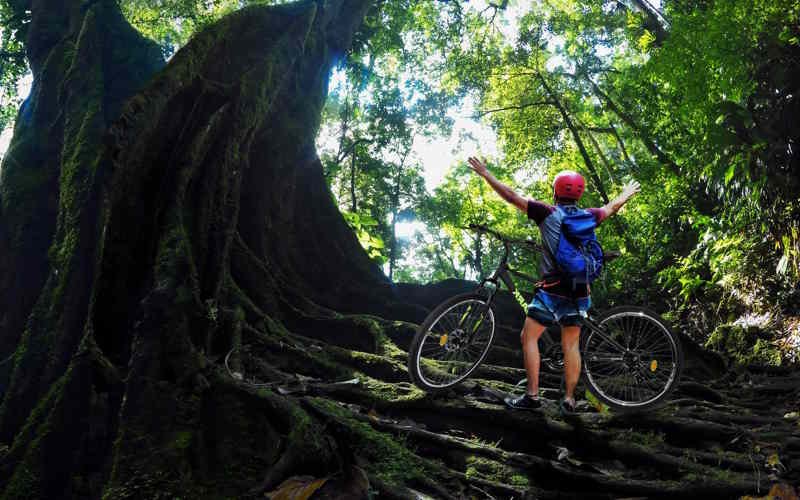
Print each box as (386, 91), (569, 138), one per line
(472, 240), (629, 362)
(476, 241), (534, 306)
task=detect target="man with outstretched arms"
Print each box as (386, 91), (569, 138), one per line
(467, 156), (640, 414)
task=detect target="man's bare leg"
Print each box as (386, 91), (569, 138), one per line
(521, 317), (547, 396)
(561, 325), (582, 403)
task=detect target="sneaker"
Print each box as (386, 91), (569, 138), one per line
(559, 398), (578, 416)
(504, 394), (542, 411)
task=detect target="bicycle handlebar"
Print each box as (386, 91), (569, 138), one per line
(465, 224), (543, 252)
(466, 223), (624, 262)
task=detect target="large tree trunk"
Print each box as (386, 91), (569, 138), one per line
(0, 0), (164, 384)
(0, 1), (796, 498)
(0, 1), (400, 497)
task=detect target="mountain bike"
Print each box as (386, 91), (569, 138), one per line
(407, 225), (683, 412)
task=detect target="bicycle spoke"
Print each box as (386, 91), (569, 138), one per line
(589, 354), (625, 362)
(464, 343), (485, 357)
(440, 312), (459, 333)
(623, 316), (633, 348)
(421, 346), (448, 359)
(414, 298), (496, 389)
(637, 332), (671, 354)
(584, 310), (681, 407)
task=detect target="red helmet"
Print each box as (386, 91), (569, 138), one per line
(553, 171), (585, 200)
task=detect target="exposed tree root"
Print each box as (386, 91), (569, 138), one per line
(220, 315), (798, 497)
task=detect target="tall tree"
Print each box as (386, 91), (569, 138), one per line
(0, 1), (436, 497)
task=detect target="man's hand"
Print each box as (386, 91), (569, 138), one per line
(466, 156), (527, 213)
(620, 180), (641, 202)
(604, 179), (641, 216)
(468, 156), (489, 178)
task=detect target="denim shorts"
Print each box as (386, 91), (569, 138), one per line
(526, 290), (590, 327)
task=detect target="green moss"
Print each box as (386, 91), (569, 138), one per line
(3, 464), (40, 500)
(154, 223), (190, 284)
(465, 456), (528, 487)
(706, 324), (783, 367)
(262, 314), (292, 339)
(172, 430), (193, 451)
(623, 430), (666, 447)
(2, 368), (78, 500)
(375, 330), (409, 361)
(47, 6), (106, 306)
(306, 398), (428, 485)
(585, 389), (611, 415)
(102, 388), (208, 500)
(682, 466), (739, 484)
(175, 285), (193, 305)
(509, 474), (529, 487)
(335, 348), (405, 377)
(360, 377), (425, 403)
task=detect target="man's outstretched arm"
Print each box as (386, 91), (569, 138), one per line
(468, 157), (528, 213)
(602, 180), (641, 217)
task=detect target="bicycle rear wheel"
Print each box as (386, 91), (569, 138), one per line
(408, 292), (496, 392)
(582, 306), (683, 411)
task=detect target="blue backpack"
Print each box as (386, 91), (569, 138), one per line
(553, 206), (604, 288)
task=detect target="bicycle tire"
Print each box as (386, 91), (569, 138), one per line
(408, 292), (496, 392)
(581, 306), (683, 412)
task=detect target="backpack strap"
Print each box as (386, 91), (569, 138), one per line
(535, 277), (561, 289)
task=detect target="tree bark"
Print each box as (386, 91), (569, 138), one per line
(0, 0), (165, 441)
(389, 171), (399, 281)
(0, 1), (401, 497)
(629, 0), (670, 42)
(350, 145), (358, 212)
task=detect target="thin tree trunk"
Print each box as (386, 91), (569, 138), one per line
(474, 233), (483, 277)
(585, 75), (680, 176)
(609, 123), (633, 164)
(388, 144), (412, 281)
(350, 144), (358, 212)
(580, 120), (640, 253)
(538, 72), (610, 204)
(582, 121), (618, 181)
(629, 0), (670, 40)
(389, 172), (399, 281)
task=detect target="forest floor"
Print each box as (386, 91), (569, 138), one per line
(229, 306), (800, 500)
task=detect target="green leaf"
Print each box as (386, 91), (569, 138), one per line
(724, 164), (736, 185)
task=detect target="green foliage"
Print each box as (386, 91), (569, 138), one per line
(118, 0), (246, 56)
(343, 211), (387, 263)
(706, 324), (783, 367)
(414, 160), (541, 282)
(585, 389), (610, 415)
(604, 0), (800, 309)
(0, 3), (29, 132)
(389, 0), (796, 364)
(317, 4), (445, 277)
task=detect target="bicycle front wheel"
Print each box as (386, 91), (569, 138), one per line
(408, 293), (496, 392)
(582, 306), (683, 411)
